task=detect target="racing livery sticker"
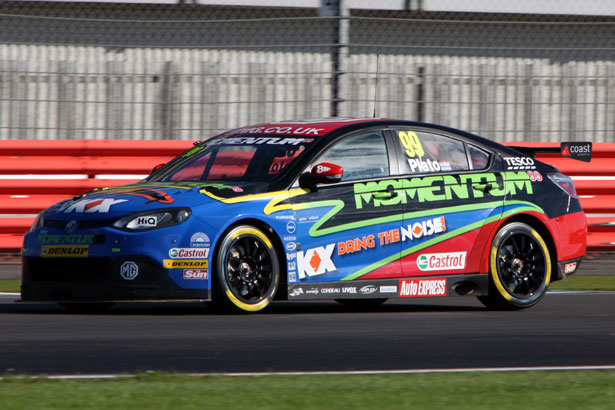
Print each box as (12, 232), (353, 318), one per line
(183, 269), (208, 279)
(41, 245), (89, 258)
(168, 248), (210, 259)
(190, 232), (210, 248)
(60, 198), (128, 213)
(297, 244), (337, 279)
(561, 142), (592, 162)
(416, 252), (466, 271)
(37, 234), (94, 245)
(163, 259), (209, 269)
(399, 278), (447, 297)
(503, 157), (536, 170)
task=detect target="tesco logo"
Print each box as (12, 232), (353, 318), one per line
(416, 251), (466, 271)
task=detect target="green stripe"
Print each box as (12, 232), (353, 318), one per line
(340, 202), (543, 281)
(295, 199), (541, 238)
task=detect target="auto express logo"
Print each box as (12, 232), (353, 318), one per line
(120, 261), (139, 280)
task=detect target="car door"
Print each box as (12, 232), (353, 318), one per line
(388, 127), (504, 278)
(288, 128), (405, 289)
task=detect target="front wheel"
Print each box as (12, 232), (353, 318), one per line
(213, 225), (280, 313)
(477, 222), (552, 310)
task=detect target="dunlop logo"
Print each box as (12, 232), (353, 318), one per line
(162, 259), (209, 269)
(41, 245), (89, 258)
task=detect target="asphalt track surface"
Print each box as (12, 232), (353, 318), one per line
(0, 291), (613, 375)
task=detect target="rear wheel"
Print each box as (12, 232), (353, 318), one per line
(213, 225), (279, 313)
(478, 222), (551, 310)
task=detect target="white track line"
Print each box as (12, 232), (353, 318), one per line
(3, 365), (610, 380)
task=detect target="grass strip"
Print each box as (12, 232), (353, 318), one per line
(549, 275), (615, 291)
(0, 371), (614, 410)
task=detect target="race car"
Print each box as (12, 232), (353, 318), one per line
(21, 118), (589, 312)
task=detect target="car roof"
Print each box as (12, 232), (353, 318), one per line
(214, 118), (509, 153)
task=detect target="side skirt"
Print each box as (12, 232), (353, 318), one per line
(287, 274), (489, 300)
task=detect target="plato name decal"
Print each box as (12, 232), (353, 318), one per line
(399, 278), (447, 297)
(61, 198), (128, 213)
(297, 244), (337, 279)
(417, 252), (466, 271)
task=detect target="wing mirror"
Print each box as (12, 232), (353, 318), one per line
(150, 163), (166, 175)
(299, 162), (343, 189)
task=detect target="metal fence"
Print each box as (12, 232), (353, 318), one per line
(1, 1), (615, 142)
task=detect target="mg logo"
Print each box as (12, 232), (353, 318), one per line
(120, 261), (139, 280)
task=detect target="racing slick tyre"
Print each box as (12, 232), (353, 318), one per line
(213, 225), (280, 313)
(478, 222), (552, 310)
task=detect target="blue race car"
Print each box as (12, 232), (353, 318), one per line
(21, 118), (588, 312)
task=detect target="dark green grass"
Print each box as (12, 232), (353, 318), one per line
(0, 371), (613, 410)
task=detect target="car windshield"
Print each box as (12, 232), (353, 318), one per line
(159, 135), (313, 183)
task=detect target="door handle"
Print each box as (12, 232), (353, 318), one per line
(373, 190), (398, 200)
(473, 183), (494, 192)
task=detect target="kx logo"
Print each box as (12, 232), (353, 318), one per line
(297, 244), (337, 279)
(62, 198), (128, 213)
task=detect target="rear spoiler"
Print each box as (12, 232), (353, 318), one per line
(509, 142), (592, 162)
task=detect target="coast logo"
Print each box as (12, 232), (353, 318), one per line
(417, 252), (466, 271)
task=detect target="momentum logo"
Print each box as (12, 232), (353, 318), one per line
(416, 252), (466, 271)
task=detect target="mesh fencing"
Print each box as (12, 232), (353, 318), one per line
(1, 1), (614, 142)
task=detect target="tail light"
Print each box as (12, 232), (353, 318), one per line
(548, 173), (577, 198)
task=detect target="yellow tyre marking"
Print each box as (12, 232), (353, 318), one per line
(224, 226), (275, 312)
(490, 227), (551, 301)
(230, 227), (272, 249)
(225, 289), (271, 312)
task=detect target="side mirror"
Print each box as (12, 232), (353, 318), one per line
(150, 163), (166, 175)
(299, 162), (343, 189)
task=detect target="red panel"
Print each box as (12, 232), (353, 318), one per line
(0, 140), (191, 156)
(0, 179), (139, 195)
(573, 180), (615, 195)
(578, 195), (615, 214)
(0, 218), (34, 234)
(0, 234), (24, 253)
(587, 231), (615, 251)
(0, 195), (69, 214)
(0, 156), (175, 175)
(587, 216), (615, 232)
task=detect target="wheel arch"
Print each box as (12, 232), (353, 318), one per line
(494, 213), (558, 281)
(211, 217), (288, 302)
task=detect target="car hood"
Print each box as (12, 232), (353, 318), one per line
(44, 181), (271, 220)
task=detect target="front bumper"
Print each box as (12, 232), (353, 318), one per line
(21, 255), (210, 302)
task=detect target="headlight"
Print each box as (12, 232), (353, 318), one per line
(27, 211), (46, 233)
(112, 208), (191, 231)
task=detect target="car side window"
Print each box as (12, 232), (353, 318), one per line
(395, 129), (469, 174)
(467, 144), (490, 170)
(316, 131), (389, 182)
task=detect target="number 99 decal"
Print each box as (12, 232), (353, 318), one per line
(398, 131), (424, 158)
